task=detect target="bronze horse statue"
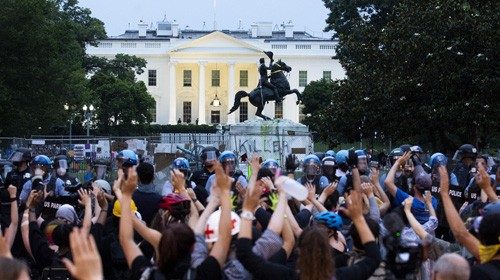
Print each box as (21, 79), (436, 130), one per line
(228, 59), (302, 120)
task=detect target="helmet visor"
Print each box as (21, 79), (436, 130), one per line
(222, 159), (236, 174)
(9, 152), (25, 162)
(305, 164), (320, 176)
(95, 165), (107, 180)
(58, 159), (68, 170)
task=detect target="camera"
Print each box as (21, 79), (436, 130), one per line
(32, 178), (45, 191)
(383, 213), (423, 279)
(370, 161), (380, 169)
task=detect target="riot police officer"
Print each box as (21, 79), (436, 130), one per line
(451, 144), (478, 196)
(4, 148), (32, 197)
(191, 146), (220, 193)
(53, 154), (80, 193)
(205, 151), (248, 195)
(298, 154), (329, 195)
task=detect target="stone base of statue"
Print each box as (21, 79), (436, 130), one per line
(227, 118), (313, 165)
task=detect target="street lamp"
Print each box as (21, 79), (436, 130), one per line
(83, 104), (94, 143)
(64, 103), (74, 147)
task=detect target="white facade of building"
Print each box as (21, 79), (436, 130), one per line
(86, 21), (345, 125)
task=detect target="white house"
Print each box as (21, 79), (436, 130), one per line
(86, 20), (345, 125)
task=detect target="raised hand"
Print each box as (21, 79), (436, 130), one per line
(305, 183), (316, 201)
(62, 228), (103, 280)
(250, 153), (261, 173)
(438, 166), (449, 195)
(170, 169), (186, 193)
(361, 182), (374, 197)
(339, 190), (364, 220)
(78, 189), (91, 206)
(7, 185), (17, 200)
(403, 196), (413, 212)
(121, 167), (138, 196)
(214, 162), (232, 193)
(96, 190), (108, 210)
(322, 181), (338, 197)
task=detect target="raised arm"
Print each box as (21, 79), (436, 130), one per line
(118, 168), (143, 268)
(77, 189), (92, 235)
(370, 168), (390, 214)
(305, 183), (327, 213)
(95, 190), (109, 226)
(171, 169), (199, 229)
(438, 166), (480, 260)
(476, 164), (498, 202)
(403, 197), (428, 240)
(5, 185), (19, 248)
(209, 163), (233, 267)
(267, 180), (288, 235)
(318, 181), (337, 205)
(385, 152), (411, 197)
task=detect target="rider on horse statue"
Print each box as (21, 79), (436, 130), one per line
(259, 51), (283, 103)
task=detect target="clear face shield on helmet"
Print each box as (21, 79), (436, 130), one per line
(204, 151), (218, 168)
(322, 165), (336, 178)
(9, 151), (25, 163)
(266, 162), (279, 175)
(56, 159), (68, 177)
(357, 157), (368, 174)
(94, 164), (107, 180)
(222, 158), (237, 176)
(304, 163), (321, 182)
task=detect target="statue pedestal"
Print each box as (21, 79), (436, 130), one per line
(227, 119), (313, 165)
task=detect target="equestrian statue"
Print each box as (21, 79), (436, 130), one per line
(228, 51), (302, 121)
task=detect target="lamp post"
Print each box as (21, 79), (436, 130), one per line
(64, 104), (74, 147)
(83, 104), (94, 144)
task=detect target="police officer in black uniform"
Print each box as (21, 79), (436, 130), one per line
(451, 144), (478, 202)
(191, 146), (219, 205)
(1, 148), (32, 228)
(52, 154), (80, 193)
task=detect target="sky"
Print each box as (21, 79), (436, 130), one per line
(79, 0), (333, 38)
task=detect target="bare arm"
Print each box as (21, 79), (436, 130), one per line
(371, 168), (390, 214)
(194, 196), (220, 235)
(285, 205), (303, 237)
(403, 197), (428, 240)
(384, 152), (411, 197)
(209, 163), (233, 267)
(318, 182), (337, 205)
(5, 185), (19, 248)
(476, 165), (499, 202)
(132, 216), (162, 248)
(282, 218), (295, 258)
(305, 183), (327, 213)
(117, 168), (143, 268)
(438, 166), (480, 260)
(78, 189), (92, 235)
(267, 190), (287, 235)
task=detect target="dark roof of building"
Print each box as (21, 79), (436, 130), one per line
(107, 29), (335, 42)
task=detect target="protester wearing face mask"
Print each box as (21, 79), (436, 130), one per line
(19, 155), (68, 204)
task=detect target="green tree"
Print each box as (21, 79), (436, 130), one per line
(87, 54), (155, 134)
(0, 0), (105, 137)
(321, 0), (499, 152)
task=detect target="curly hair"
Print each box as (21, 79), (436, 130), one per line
(297, 226), (335, 280)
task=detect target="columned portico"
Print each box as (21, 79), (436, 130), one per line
(227, 61), (236, 124)
(168, 61), (177, 124)
(198, 61), (207, 124)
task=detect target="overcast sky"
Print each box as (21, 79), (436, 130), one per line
(79, 0), (333, 38)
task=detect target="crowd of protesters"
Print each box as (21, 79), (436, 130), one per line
(0, 143), (498, 280)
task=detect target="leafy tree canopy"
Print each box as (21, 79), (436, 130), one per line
(311, 0), (499, 152)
